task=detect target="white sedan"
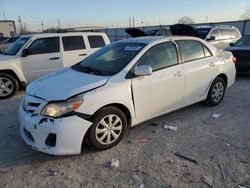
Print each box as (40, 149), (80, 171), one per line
(19, 36), (236, 155)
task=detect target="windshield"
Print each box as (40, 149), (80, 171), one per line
(3, 36), (31, 56)
(196, 28), (212, 39)
(234, 35), (250, 47)
(72, 42), (146, 76)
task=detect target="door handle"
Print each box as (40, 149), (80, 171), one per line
(174, 71), (182, 77)
(209, 62), (215, 67)
(79, 53), (87, 56)
(49, 57), (60, 60)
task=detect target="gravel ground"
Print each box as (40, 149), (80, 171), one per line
(0, 76), (249, 188)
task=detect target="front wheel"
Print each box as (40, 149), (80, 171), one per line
(88, 107), (127, 150)
(205, 77), (226, 106)
(0, 73), (18, 100)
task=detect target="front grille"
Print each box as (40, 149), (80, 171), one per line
(231, 50), (250, 62)
(23, 95), (46, 115)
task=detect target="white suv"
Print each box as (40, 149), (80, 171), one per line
(19, 36), (236, 155)
(0, 32), (110, 99)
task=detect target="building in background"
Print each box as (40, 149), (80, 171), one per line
(0, 20), (17, 37)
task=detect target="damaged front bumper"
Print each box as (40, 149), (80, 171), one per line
(18, 97), (92, 155)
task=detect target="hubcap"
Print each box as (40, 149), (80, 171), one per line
(0, 77), (14, 97)
(95, 114), (123, 145)
(212, 82), (224, 103)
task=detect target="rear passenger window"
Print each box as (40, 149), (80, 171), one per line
(138, 42), (178, 71)
(62, 36), (85, 51)
(178, 40), (205, 62)
(28, 37), (59, 55)
(88, 36), (105, 48)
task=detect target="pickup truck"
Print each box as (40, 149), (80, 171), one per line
(0, 32), (110, 99)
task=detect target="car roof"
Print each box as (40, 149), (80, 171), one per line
(20, 32), (106, 38)
(116, 36), (205, 44)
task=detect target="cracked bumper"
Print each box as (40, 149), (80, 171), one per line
(18, 99), (92, 155)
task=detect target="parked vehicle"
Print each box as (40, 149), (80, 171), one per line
(0, 36), (20, 51)
(224, 34), (250, 74)
(0, 37), (9, 44)
(19, 36), (236, 155)
(0, 32), (110, 99)
(126, 24), (241, 50)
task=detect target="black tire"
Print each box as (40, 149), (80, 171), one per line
(0, 73), (19, 100)
(205, 77), (226, 106)
(88, 106), (127, 150)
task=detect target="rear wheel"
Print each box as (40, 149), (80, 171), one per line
(0, 73), (18, 100)
(205, 77), (226, 106)
(88, 107), (127, 150)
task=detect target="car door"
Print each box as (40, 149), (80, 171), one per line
(176, 40), (217, 104)
(62, 35), (89, 67)
(20, 37), (63, 82)
(131, 42), (184, 121)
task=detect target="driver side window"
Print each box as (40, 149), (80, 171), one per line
(28, 37), (59, 55)
(138, 42), (178, 71)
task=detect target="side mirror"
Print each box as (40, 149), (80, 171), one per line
(206, 36), (216, 41)
(229, 43), (234, 47)
(134, 65), (152, 76)
(21, 49), (30, 57)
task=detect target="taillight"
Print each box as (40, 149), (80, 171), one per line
(232, 57), (237, 64)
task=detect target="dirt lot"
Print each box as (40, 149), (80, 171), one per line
(0, 76), (249, 188)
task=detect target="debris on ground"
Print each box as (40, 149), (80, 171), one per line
(218, 160), (227, 181)
(47, 169), (58, 176)
(202, 175), (213, 187)
(211, 113), (222, 119)
(164, 125), (178, 131)
(166, 159), (174, 164)
(173, 151), (198, 164)
(151, 123), (158, 126)
(107, 159), (119, 169)
(138, 183), (145, 188)
(202, 120), (208, 125)
(130, 139), (149, 144)
(237, 182), (250, 188)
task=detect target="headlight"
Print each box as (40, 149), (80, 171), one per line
(41, 96), (83, 118)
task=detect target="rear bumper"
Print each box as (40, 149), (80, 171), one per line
(236, 61), (250, 74)
(19, 99), (92, 155)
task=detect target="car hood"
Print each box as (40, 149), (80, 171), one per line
(170, 24), (201, 38)
(224, 46), (250, 51)
(0, 54), (17, 61)
(125, 28), (149, 38)
(125, 24), (201, 38)
(27, 68), (110, 101)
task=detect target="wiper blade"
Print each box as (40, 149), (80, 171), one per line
(79, 66), (102, 75)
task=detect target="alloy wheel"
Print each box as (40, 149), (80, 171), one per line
(0, 77), (14, 97)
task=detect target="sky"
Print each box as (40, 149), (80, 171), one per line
(0, 0), (249, 32)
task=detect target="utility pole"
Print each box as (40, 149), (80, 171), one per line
(41, 21), (44, 32)
(57, 18), (60, 29)
(18, 15), (23, 33)
(129, 16), (131, 28)
(132, 16), (135, 28)
(3, 12), (6, 20)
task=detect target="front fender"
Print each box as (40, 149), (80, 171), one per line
(0, 59), (27, 83)
(76, 80), (135, 120)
